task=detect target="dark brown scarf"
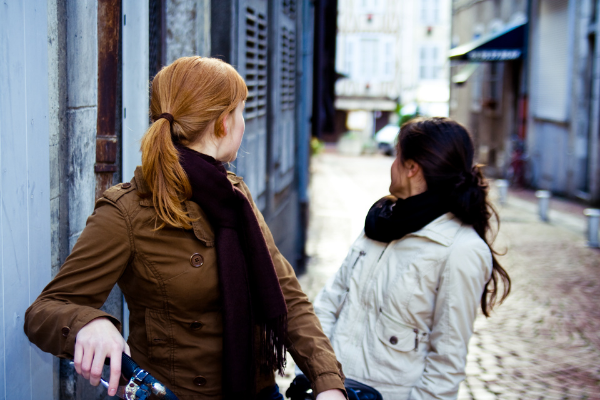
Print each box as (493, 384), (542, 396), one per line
(177, 145), (288, 399)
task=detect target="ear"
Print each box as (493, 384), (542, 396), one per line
(405, 160), (421, 178)
(222, 117), (229, 136)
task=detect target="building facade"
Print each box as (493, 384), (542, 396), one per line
(449, 0), (600, 203)
(0, 0), (318, 398)
(333, 0), (451, 141)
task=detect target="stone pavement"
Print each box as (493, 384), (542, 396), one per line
(276, 152), (600, 399)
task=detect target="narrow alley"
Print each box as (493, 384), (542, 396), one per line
(278, 152), (600, 399)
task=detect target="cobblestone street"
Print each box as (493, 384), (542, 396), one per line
(277, 152), (600, 399)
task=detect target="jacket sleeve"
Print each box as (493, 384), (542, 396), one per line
(313, 243), (358, 339)
(240, 182), (346, 397)
(24, 198), (132, 359)
(409, 241), (492, 400)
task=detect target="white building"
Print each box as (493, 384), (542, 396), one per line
(334, 0), (451, 139)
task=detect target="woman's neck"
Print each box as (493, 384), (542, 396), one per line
(187, 140), (218, 159)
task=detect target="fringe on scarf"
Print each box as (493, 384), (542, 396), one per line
(260, 315), (288, 376)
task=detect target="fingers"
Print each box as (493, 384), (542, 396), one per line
(73, 342), (83, 375)
(107, 349), (122, 396)
(73, 318), (127, 392)
(89, 348), (106, 386)
(80, 345), (95, 381)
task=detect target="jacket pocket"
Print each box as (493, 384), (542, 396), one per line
(375, 312), (418, 352)
(368, 312), (424, 386)
(145, 308), (171, 364)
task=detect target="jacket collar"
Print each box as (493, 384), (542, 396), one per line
(407, 213), (462, 247)
(133, 166), (243, 247)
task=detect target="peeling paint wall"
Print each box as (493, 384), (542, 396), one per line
(47, 0), (69, 397)
(47, 1), (124, 398)
(66, 0), (98, 250)
(0, 1), (54, 398)
(166, 0), (211, 62)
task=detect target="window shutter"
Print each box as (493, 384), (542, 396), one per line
(270, 0), (297, 194)
(236, 0), (269, 210)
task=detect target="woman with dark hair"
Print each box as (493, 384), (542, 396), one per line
(313, 117), (511, 399)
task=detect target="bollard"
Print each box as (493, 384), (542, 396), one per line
(583, 209), (600, 248)
(535, 190), (551, 222)
(496, 179), (509, 205)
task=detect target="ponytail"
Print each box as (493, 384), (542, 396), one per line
(140, 117), (193, 229)
(450, 165), (511, 317)
(398, 117), (511, 317)
(138, 56), (248, 229)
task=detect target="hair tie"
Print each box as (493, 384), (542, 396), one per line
(158, 113), (174, 125)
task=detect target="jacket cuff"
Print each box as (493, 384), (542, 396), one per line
(312, 373), (348, 399)
(63, 308), (122, 357)
(301, 352), (347, 398)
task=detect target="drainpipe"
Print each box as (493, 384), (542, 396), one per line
(95, 0), (121, 199)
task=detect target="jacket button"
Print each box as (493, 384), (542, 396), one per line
(190, 321), (203, 330)
(389, 336), (398, 345)
(193, 375), (207, 386)
(121, 182), (131, 189)
(190, 253), (204, 268)
(61, 326), (70, 337)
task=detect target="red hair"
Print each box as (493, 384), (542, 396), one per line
(140, 56), (248, 229)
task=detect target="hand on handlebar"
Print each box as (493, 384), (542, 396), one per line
(73, 317), (130, 397)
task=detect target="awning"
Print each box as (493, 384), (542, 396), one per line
(451, 63), (480, 84)
(449, 21), (527, 62)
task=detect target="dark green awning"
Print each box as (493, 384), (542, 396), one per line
(449, 21), (527, 62)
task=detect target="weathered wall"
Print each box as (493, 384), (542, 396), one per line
(0, 1), (54, 398)
(47, 0), (69, 397)
(166, 0), (211, 62)
(66, 0), (98, 250)
(48, 1), (124, 398)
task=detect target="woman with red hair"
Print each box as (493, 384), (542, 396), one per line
(25, 56), (347, 400)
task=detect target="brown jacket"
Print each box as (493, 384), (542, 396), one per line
(24, 167), (345, 399)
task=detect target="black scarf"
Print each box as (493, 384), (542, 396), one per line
(177, 145), (287, 400)
(364, 191), (449, 243)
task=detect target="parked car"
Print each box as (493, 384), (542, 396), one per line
(374, 124), (400, 156)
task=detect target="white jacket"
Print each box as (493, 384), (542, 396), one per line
(314, 213), (493, 400)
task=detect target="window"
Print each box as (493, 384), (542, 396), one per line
(420, 47), (428, 79)
(358, 0), (384, 14)
(421, 0), (440, 25)
(345, 39), (353, 77)
(419, 45), (442, 80)
(384, 42), (393, 77)
(360, 38), (378, 78)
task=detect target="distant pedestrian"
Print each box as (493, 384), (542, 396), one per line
(313, 117), (511, 400)
(24, 56), (346, 400)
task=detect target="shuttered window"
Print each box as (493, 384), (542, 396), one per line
(235, 0), (269, 210)
(270, 0), (297, 194)
(245, 7), (268, 119)
(281, 26), (296, 110)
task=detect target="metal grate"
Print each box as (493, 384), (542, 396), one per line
(280, 26), (296, 110)
(245, 6), (268, 119)
(283, 0), (296, 18)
